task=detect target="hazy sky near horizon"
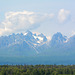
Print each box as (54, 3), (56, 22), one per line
(0, 0), (75, 37)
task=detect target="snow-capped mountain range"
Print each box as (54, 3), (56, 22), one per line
(0, 30), (48, 48)
(0, 31), (75, 65)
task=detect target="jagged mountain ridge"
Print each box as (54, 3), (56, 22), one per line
(0, 31), (48, 48)
(0, 31), (75, 65)
(0, 31), (74, 52)
(0, 31), (75, 53)
(0, 30), (49, 56)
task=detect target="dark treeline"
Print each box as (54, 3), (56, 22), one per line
(0, 65), (75, 75)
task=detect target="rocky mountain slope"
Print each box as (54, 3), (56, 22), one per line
(0, 31), (75, 65)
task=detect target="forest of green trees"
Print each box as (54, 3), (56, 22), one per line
(0, 65), (75, 75)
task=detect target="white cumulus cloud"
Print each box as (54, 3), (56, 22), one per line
(58, 9), (70, 23)
(0, 10), (54, 36)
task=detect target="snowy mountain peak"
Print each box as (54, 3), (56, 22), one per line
(52, 32), (67, 41)
(50, 32), (67, 47)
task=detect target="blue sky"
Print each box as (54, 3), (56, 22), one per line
(0, 0), (75, 37)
